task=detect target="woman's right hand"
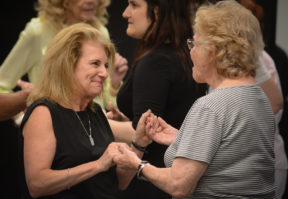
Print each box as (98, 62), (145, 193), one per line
(97, 142), (125, 171)
(146, 115), (178, 146)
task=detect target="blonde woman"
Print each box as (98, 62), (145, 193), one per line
(19, 23), (131, 199)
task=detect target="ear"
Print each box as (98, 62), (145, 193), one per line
(207, 45), (216, 64)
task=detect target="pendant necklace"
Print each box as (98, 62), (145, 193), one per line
(74, 111), (95, 146)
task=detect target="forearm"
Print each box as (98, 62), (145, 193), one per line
(141, 165), (184, 198)
(27, 160), (106, 198)
(140, 158), (206, 198)
(0, 91), (29, 121)
(117, 142), (145, 190)
(108, 119), (135, 143)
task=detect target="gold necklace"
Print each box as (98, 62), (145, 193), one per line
(74, 111), (95, 146)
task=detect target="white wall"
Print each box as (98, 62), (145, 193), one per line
(276, 0), (288, 54)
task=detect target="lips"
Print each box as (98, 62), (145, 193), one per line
(93, 80), (102, 85)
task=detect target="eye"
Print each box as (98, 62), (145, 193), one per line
(104, 63), (109, 69)
(129, 0), (138, 8)
(92, 60), (100, 67)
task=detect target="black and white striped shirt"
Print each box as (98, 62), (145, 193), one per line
(165, 84), (275, 198)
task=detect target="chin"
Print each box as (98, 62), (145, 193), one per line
(126, 29), (141, 39)
(90, 88), (102, 96)
(192, 74), (204, 83)
(126, 29), (134, 38)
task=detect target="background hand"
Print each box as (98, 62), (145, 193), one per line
(17, 79), (34, 94)
(106, 102), (129, 121)
(110, 53), (128, 89)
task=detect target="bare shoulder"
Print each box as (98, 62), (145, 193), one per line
(23, 105), (53, 137)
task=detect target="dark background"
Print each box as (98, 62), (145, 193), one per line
(0, 0), (286, 198)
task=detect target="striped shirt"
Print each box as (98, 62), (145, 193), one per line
(164, 84), (275, 198)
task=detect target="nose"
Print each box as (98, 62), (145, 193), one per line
(84, 0), (96, 7)
(122, 6), (129, 19)
(99, 65), (108, 79)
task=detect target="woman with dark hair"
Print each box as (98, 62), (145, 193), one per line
(108, 0), (206, 198)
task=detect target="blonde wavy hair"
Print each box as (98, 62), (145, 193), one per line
(194, 0), (264, 78)
(27, 23), (115, 109)
(36, 0), (110, 32)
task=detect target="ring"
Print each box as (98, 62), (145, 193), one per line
(118, 145), (121, 152)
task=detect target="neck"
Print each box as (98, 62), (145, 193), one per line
(60, 96), (91, 111)
(208, 74), (255, 89)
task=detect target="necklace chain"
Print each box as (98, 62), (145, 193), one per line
(74, 111), (95, 146)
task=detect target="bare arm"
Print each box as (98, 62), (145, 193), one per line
(0, 80), (34, 121)
(0, 91), (29, 121)
(142, 158), (207, 198)
(115, 145), (207, 198)
(260, 77), (283, 114)
(109, 53), (128, 96)
(108, 119), (135, 143)
(23, 106), (118, 198)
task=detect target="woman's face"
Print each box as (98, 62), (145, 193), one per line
(65, 0), (99, 25)
(122, 0), (152, 39)
(190, 33), (213, 83)
(74, 40), (108, 99)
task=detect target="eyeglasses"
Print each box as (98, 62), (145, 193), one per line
(186, 38), (202, 50)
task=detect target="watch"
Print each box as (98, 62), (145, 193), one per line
(137, 160), (150, 181)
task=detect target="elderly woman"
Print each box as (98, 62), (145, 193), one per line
(18, 23), (130, 199)
(114, 0), (275, 198)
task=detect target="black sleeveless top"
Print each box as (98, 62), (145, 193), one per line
(18, 99), (119, 199)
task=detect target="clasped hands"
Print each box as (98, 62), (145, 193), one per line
(104, 110), (179, 171)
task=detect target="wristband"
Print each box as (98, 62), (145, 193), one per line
(132, 141), (148, 154)
(137, 160), (149, 181)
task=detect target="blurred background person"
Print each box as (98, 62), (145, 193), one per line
(114, 0), (275, 198)
(19, 23), (129, 199)
(238, 0), (287, 198)
(108, 0), (207, 198)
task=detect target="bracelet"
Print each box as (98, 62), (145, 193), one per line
(132, 141), (148, 154)
(137, 161), (150, 181)
(66, 168), (71, 190)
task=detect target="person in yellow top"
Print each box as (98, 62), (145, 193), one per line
(0, 0), (128, 119)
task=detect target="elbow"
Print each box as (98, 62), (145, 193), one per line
(169, 182), (195, 199)
(27, 179), (44, 198)
(271, 99), (284, 115)
(171, 189), (191, 199)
